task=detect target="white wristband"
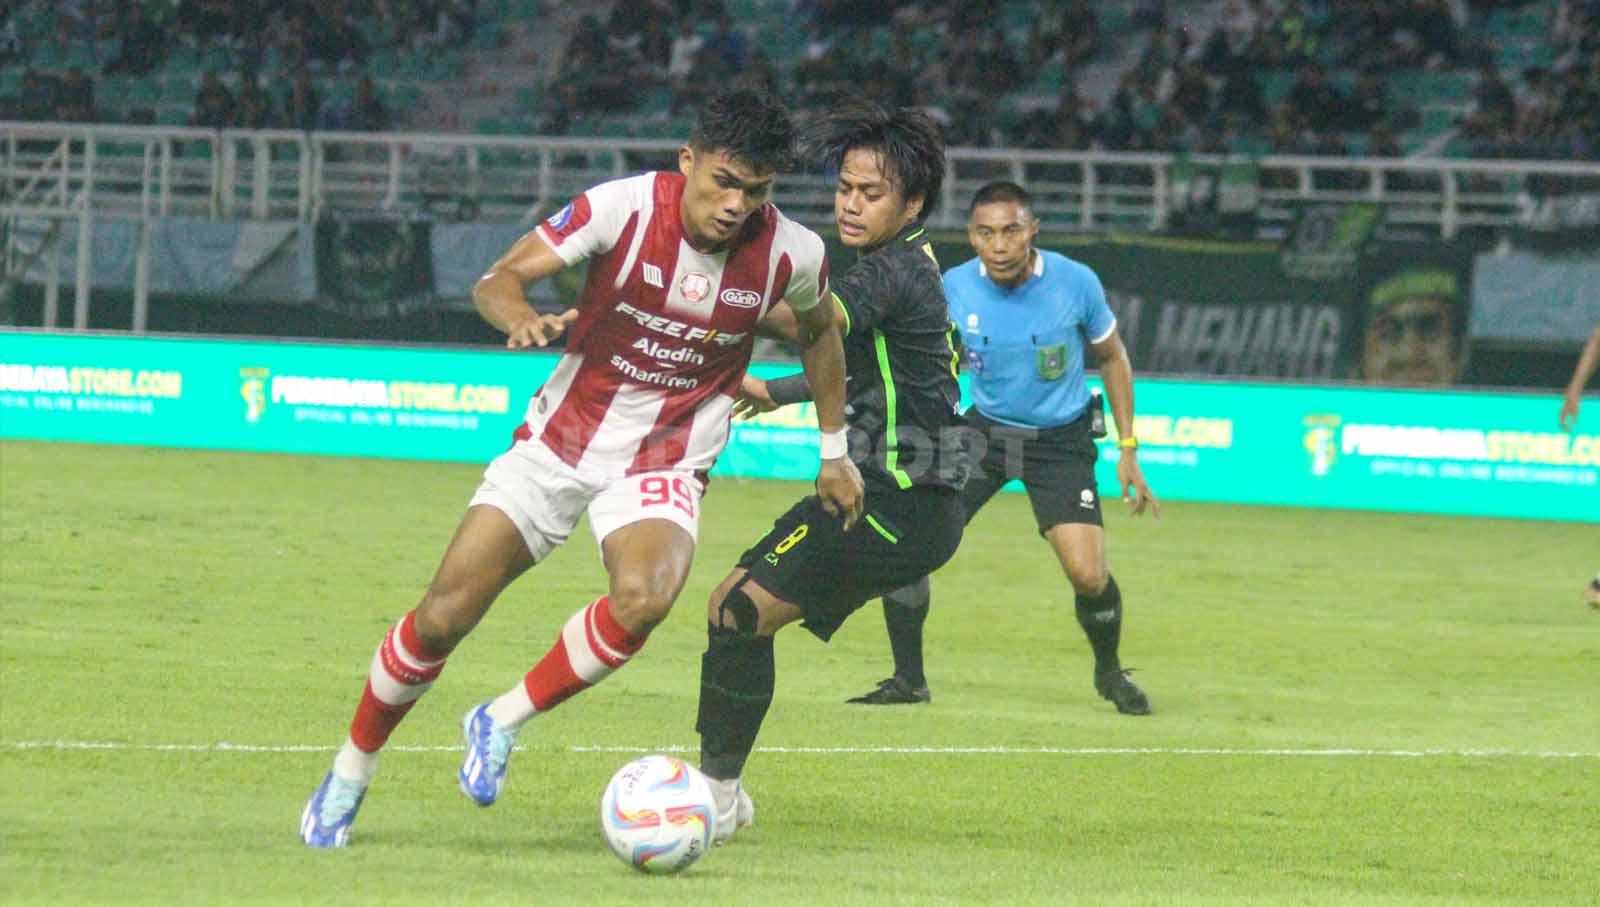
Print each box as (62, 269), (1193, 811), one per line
(819, 428), (848, 460)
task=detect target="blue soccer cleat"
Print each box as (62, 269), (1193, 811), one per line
(458, 702), (518, 806)
(300, 771), (368, 848)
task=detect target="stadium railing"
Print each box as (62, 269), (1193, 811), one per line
(5, 120), (1600, 238)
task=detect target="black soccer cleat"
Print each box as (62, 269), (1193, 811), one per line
(846, 676), (931, 705)
(1095, 668), (1152, 715)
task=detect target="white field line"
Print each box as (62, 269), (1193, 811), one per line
(4, 740), (1597, 759)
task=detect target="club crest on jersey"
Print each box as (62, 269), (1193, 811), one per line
(546, 203), (575, 231)
(719, 287), (761, 309)
(679, 272), (712, 303)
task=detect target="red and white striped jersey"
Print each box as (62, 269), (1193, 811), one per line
(519, 171), (829, 477)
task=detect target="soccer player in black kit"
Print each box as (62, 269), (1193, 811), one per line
(693, 103), (966, 842)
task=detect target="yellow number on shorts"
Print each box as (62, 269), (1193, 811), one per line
(773, 524), (809, 554)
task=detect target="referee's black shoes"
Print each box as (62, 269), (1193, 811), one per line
(846, 676), (932, 705)
(1095, 668), (1152, 715)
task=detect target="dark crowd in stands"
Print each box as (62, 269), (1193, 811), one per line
(0, 0), (1597, 162)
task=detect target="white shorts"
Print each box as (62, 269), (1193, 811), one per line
(468, 437), (704, 563)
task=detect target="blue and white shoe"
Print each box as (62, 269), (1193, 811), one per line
(300, 771), (368, 848)
(458, 702), (517, 806)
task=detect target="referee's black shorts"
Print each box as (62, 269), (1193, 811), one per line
(961, 408), (1103, 533)
(737, 485), (964, 641)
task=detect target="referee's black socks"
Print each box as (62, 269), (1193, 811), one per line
(696, 623), (774, 781)
(882, 578), (931, 688)
(1074, 575), (1124, 677)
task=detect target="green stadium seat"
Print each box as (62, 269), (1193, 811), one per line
(164, 45), (202, 75)
(514, 85), (544, 112)
(634, 119), (676, 139)
(98, 74), (136, 103)
(392, 84), (424, 110)
(426, 54), (465, 81)
(200, 44), (238, 73)
(31, 41), (67, 70)
(1002, 0), (1035, 31)
(1029, 63), (1067, 94)
(1099, 5), (1131, 32)
(161, 75), (194, 102)
(1388, 71), (1474, 105)
(639, 85), (674, 115)
(1227, 134), (1272, 157)
(123, 76), (162, 110)
(470, 23), (503, 50)
(1420, 107), (1459, 135)
(64, 40), (98, 70)
(1260, 70), (1296, 107)
(367, 47), (401, 75)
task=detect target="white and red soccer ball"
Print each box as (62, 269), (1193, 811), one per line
(599, 755), (715, 874)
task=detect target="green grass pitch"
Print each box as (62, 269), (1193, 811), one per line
(1, 439), (1596, 905)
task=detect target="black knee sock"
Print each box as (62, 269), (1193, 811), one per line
(882, 578), (930, 688)
(1074, 575), (1123, 676)
(696, 623), (774, 781)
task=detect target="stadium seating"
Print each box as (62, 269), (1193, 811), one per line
(0, 0), (1591, 168)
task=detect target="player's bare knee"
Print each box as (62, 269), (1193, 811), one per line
(411, 593), (474, 651)
(608, 576), (674, 634)
(1067, 562), (1108, 596)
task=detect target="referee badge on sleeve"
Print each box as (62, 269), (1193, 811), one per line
(1036, 344), (1067, 381)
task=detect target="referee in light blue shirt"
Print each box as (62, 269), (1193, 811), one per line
(848, 181), (1161, 714)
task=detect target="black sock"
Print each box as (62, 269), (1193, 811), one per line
(1075, 575), (1123, 677)
(882, 578), (930, 688)
(696, 623), (774, 781)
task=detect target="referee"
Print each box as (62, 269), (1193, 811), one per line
(849, 180), (1160, 715)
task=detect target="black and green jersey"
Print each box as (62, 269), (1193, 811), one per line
(832, 223), (966, 493)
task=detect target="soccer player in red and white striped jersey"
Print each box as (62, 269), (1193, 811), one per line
(300, 90), (864, 848)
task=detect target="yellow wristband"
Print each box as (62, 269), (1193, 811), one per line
(1117, 437), (1139, 449)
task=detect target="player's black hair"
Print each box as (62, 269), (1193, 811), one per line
(689, 90), (796, 175)
(970, 180), (1032, 213)
(803, 102), (946, 221)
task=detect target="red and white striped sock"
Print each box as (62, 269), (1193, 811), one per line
(486, 596), (648, 729)
(339, 610), (451, 780)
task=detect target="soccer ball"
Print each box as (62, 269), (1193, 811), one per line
(599, 754), (716, 874)
(1586, 572), (1600, 610)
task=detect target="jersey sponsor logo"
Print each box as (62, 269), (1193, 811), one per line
(719, 287), (761, 309)
(631, 337), (706, 366)
(614, 301), (748, 347)
(679, 272), (712, 303)
(546, 203), (575, 231)
(609, 355), (700, 389)
(642, 263), (664, 288)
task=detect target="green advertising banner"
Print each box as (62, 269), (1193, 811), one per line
(2, 330), (1594, 522)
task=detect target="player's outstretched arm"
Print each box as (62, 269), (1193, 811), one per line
(473, 229), (577, 349)
(755, 299), (805, 344)
(1092, 327), (1161, 518)
(794, 300), (863, 529)
(1560, 325), (1600, 432)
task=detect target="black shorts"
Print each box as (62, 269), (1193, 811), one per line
(960, 408), (1103, 533)
(737, 485), (964, 641)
